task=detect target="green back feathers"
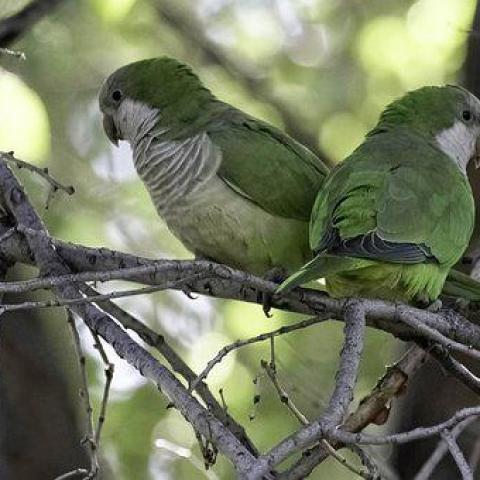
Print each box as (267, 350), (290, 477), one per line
(209, 111), (328, 221)
(280, 86), (480, 298)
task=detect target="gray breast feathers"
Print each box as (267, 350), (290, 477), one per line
(133, 130), (222, 212)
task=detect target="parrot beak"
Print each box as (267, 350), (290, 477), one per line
(475, 136), (480, 169)
(102, 114), (120, 146)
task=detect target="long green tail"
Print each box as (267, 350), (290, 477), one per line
(443, 268), (480, 301)
(277, 254), (366, 293)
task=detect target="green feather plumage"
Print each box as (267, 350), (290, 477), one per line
(99, 57), (328, 275)
(280, 86), (480, 303)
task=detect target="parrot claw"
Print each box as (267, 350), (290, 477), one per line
(426, 299), (442, 312)
(262, 296), (274, 318)
(261, 267), (288, 318)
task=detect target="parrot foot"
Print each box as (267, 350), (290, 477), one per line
(415, 297), (442, 312)
(426, 299), (442, 313)
(261, 267), (288, 318)
(454, 297), (471, 314)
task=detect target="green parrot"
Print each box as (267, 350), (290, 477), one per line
(99, 57), (328, 277)
(279, 86), (480, 303)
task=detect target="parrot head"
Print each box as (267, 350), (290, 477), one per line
(371, 85), (480, 172)
(99, 57), (214, 145)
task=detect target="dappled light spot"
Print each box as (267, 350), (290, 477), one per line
(320, 112), (367, 162)
(188, 332), (237, 388)
(0, 70), (50, 163)
(89, 0), (137, 23)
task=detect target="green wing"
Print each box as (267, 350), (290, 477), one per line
(207, 108), (328, 221)
(311, 130), (474, 268)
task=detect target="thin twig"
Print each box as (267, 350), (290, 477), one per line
(331, 406), (480, 446)
(89, 331), (114, 451)
(414, 418), (477, 480)
(1, 152), (75, 202)
(429, 345), (480, 395)
(0, 274), (206, 314)
(261, 359), (371, 479)
(0, 257), (185, 294)
(0, 47), (25, 59)
(53, 469), (90, 480)
(67, 312), (98, 478)
(188, 316), (328, 393)
(441, 429), (473, 480)
(261, 359), (308, 426)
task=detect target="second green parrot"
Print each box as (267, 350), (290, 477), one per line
(280, 86), (480, 303)
(99, 57), (328, 276)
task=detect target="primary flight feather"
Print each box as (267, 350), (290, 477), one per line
(99, 57), (328, 276)
(279, 85), (480, 303)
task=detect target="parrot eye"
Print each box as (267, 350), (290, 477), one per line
(111, 90), (122, 102)
(462, 110), (473, 121)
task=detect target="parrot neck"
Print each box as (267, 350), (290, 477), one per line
(435, 120), (478, 174)
(117, 98), (221, 213)
(115, 98), (161, 145)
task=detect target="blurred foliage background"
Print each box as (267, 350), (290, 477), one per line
(0, 0), (478, 479)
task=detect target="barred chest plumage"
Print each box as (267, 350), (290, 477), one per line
(115, 99), (222, 217)
(112, 98), (310, 274)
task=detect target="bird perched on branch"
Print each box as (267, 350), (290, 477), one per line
(279, 85), (480, 303)
(99, 57), (328, 277)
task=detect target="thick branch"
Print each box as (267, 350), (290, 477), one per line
(2, 228), (480, 352)
(278, 345), (427, 479)
(80, 283), (258, 455)
(246, 302), (366, 478)
(0, 162), (259, 476)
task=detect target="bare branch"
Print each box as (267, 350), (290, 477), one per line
(247, 301), (366, 478)
(396, 306), (480, 362)
(261, 358), (371, 480)
(322, 301), (366, 424)
(0, 273), (206, 313)
(332, 407), (480, 446)
(79, 283), (258, 455)
(67, 312), (99, 478)
(2, 229), (480, 354)
(414, 418), (477, 480)
(277, 345), (427, 479)
(441, 429), (473, 480)
(189, 315), (329, 393)
(429, 345), (480, 395)
(0, 0), (68, 47)
(0, 161), (260, 476)
(89, 331), (114, 457)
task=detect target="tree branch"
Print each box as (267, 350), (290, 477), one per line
(0, 0), (68, 47)
(0, 161), (260, 477)
(2, 155), (480, 477)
